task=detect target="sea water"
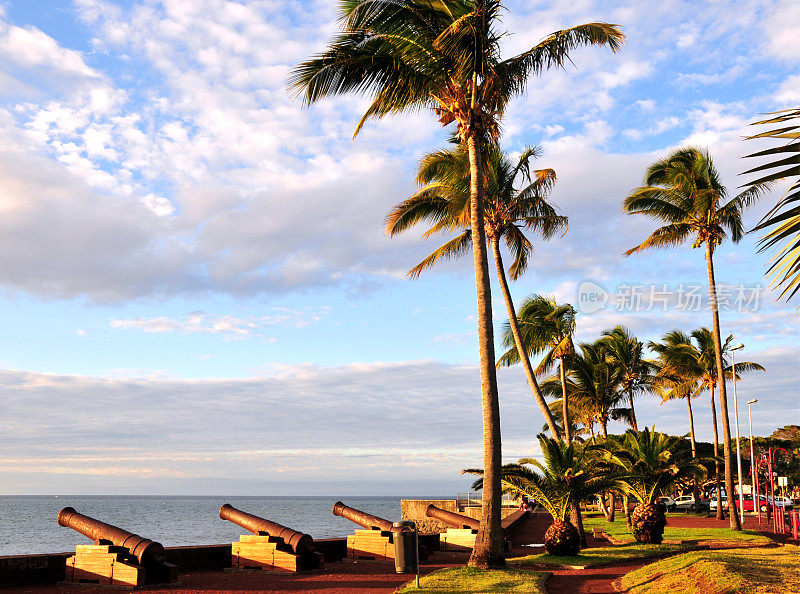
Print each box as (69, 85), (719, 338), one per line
(0, 495), (441, 556)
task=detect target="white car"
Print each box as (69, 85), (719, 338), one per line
(657, 496), (676, 511)
(674, 495), (709, 512)
(772, 496), (794, 510)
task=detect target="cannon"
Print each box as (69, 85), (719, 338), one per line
(425, 504), (480, 530)
(57, 507), (177, 586)
(219, 504), (322, 571)
(332, 501), (394, 532)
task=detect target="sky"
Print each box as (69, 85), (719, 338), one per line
(0, 0), (798, 495)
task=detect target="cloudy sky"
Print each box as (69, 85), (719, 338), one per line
(0, 0), (797, 495)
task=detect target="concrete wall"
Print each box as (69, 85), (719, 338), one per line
(0, 538), (347, 588)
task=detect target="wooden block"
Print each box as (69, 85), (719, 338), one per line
(346, 531), (394, 560)
(64, 545), (144, 587)
(440, 528), (477, 552)
(231, 535), (302, 572)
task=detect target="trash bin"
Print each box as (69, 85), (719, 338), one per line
(391, 521), (418, 574)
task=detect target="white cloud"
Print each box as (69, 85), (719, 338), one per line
(763, 0), (800, 63)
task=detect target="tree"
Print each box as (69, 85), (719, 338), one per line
(386, 143), (566, 438)
(292, 1), (622, 567)
(596, 429), (706, 543)
(599, 326), (656, 431)
(623, 147), (770, 530)
(465, 435), (614, 555)
(743, 108), (800, 301)
(498, 295), (576, 441)
(649, 329), (764, 518)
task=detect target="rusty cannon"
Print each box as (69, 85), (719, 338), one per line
(57, 507), (177, 586)
(219, 504), (323, 571)
(332, 501), (394, 532)
(425, 504), (481, 530)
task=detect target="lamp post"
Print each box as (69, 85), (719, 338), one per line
(731, 343), (745, 523)
(748, 398), (758, 520)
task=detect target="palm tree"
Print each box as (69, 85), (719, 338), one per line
(465, 435), (614, 555)
(292, 1), (623, 567)
(596, 429), (707, 543)
(623, 147), (770, 530)
(649, 329), (765, 518)
(386, 143), (567, 438)
(743, 108), (800, 301)
(599, 326), (656, 431)
(498, 295), (577, 441)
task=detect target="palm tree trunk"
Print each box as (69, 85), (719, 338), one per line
(623, 494), (632, 529)
(628, 387), (638, 431)
(465, 133), (505, 568)
(570, 504), (586, 549)
(559, 361), (571, 442)
(705, 243), (741, 530)
(686, 395), (697, 457)
(711, 387), (723, 520)
(491, 241), (560, 439)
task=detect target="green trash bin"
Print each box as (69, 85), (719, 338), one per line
(391, 521), (418, 574)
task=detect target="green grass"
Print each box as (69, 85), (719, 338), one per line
(508, 542), (689, 568)
(397, 566), (547, 592)
(581, 515), (771, 544)
(620, 547), (800, 593)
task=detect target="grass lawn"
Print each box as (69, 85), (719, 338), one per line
(397, 566), (547, 592)
(620, 547), (800, 593)
(508, 542), (689, 569)
(581, 515), (771, 544)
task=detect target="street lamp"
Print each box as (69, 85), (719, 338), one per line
(731, 343), (745, 523)
(748, 399), (758, 506)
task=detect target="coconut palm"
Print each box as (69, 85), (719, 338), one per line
(498, 295), (577, 441)
(465, 435), (614, 555)
(623, 147), (770, 530)
(292, 2), (623, 566)
(599, 326), (656, 431)
(649, 329), (765, 518)
(743, 108), (800, 301)
(595, 429), (707, 543)
(386, 143), (567, 438)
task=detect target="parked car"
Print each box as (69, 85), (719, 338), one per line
(674, 495), (710, 512)
(771, 496), (794, 510)
(709, 497), (726, 511)
(657, 496), (677, 511)
(713, 494), (772, 513)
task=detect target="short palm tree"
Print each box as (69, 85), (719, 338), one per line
(596, 429), (707, 543)
(498, 295), (577, 441)
(386, 144), (567, 438)
(599, 326), (656, 431)
(292, 2), (623, 567)
(465, 435), (614, 555)
(743, 108), (800, 301)
(623, 147), (770, 530)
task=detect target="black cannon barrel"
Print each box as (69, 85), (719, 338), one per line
(425, 504), (481, 530)
(332, 501), (393, 532)
(219, 504), (314, 555)
(57, 507), (165, 567)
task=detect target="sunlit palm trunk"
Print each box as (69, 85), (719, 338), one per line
(710, 387), (723, 520)
(705, 243), (741, 530)
(628, 388), (638, 431)
(570, 505), (586, 549)
(559, 362), (571, 442)
(465, 134), (505, 568)
(687, 396), (697, 457)
(490, 241), (560, 439)
(597, 421), (615, 521)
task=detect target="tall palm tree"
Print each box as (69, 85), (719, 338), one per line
(292, 1), (623, 567)
(599, 326), (655, 431)
(649, 329), (765, 518)
(465, 435), (614, 555)
(386, 144), (566, 438)
(743, 108), (800, 301)
(623, 147), (770, 530)
(498, 295), (577, 441)
(595, 429), (706, 543)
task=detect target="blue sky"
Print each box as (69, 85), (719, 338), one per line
(0, 0), (797, 495)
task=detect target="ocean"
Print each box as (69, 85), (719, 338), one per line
(0, 495), (438, 556)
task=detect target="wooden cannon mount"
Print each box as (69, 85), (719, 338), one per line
(332, 501), (398, 560)
(57, 507), (178, 587)
(219, 503), (323, 572)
